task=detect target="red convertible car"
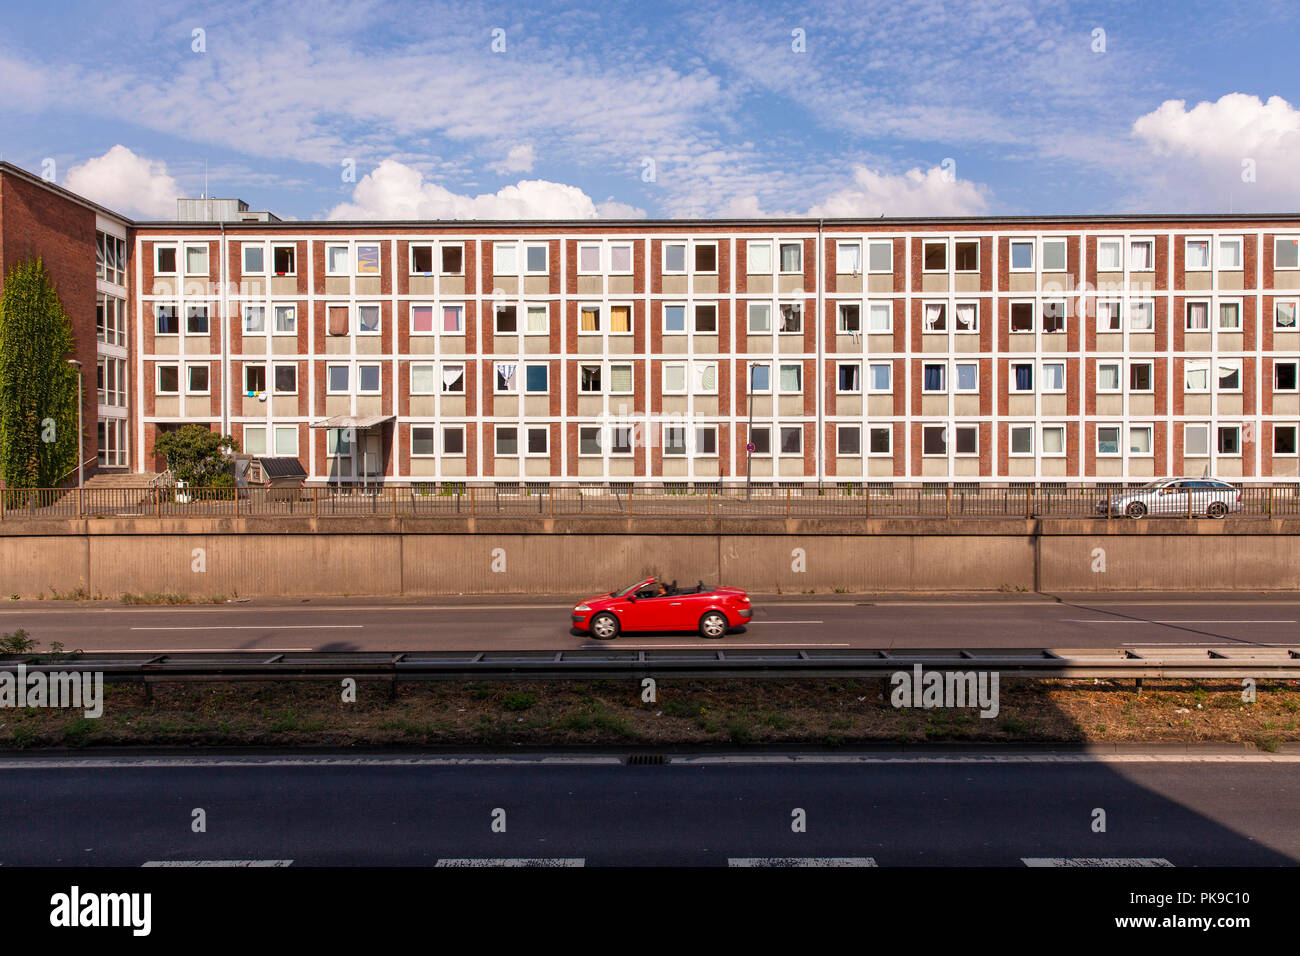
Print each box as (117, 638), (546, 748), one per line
(571, 577), (753, 640)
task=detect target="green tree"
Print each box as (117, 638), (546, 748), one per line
(155, 424), (239, 487)
(0, 257), (79, 488)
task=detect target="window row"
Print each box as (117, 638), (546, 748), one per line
(97, 294), (127, 347)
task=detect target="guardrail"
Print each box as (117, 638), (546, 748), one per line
(4, 483), (1300, 520)
(5, 647), (1298, 685)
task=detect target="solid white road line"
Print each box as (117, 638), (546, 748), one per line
(1022, 858), (1173, 867)
(142, 860), (293, 867)
(747, 620), (825, 624)
(672, 754), (1300, 765)
(96, 647), (315, 653)
(435, 858), (584, 867)
(0, 755), (626, 769)
(1065, 620), (1295, 624)
(128, 625), (364, 631)
(586, 642), (852, 649)
(729, 857), (877, 867)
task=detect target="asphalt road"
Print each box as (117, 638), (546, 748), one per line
(2, 593), (1299, 653)
(0, 752), (1295, 866)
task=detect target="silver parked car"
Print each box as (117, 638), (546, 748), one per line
(1096, 477), (1242, 518)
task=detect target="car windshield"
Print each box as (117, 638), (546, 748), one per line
(613, 579), (653, 598)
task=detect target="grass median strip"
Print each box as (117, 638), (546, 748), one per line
(0, 676), (1297, 749)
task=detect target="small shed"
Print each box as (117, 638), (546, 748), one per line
(236, 456), (307, 499)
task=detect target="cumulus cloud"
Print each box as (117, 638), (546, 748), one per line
(328, 160), (645, 219)
(64, 145), (180, 219)
(721, 165), (992, 219)
(1130, 93), (1300, 211)
(488, 144), (535, 175)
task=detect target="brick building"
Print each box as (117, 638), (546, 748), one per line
(3, 160), (1299, 487)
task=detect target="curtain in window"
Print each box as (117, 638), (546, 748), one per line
(1130, 243), (1152, 270)
(527, 307), (547, 332)
(870, 364), (890, 391)
(1043, 365), (1064, 390)
(610, 306), (631, 332)
(496, 364), (516, 390)
(442, 367), (464, 391)
(275, 307), (296, 332)
(924, 304), (945, 330)
(780, 244), (801, 272)
(1015, 364), (1033, 391)
(924, 365), (943, 391)
(779, 365), (801, 392)
(580, 308), (600, 331)
(443, 307), (461, 332)
(610, 366), (633, 393)
(665, 365), (686, 391)
(749, 365), (769, 391)
(955, 304), (975, 330)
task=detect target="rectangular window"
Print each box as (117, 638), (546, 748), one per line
(441, 245), (464, 275)
(955, 362), (978, 392)
(1185, 424), (1210, 457)
(748, 241), (772, 273)
(1275, 361), (1299, 392)
(778, 363), (802, 393)
(410, 244), (434, 274)
(1042, 300), (1066, 333)
(525, 364), (549, 393)
(326, 245), (350, 275)
(1041, 362), (1065, 392)
(525, 244), (548, 274)
(185, 245), (208, 276)
(274, 305), (296, 334)
(1010, 240), (1034, 271)
(609, 244), (632, 274)
(1042, 239), (1067, 271)
(494, 242), (519, 275)
(868, 363), (891, 392)
(609, 364), (634, 394)
(779, 426), (802, 455)
(274, 364), (297, 394)
(1274, 426), (1298, 455)
(867, 240), (893, 273)
(954, 302), (977, 333)
(1097, 362), (1121, 392)
(1129, 362), (1152, 392)
(273, 245), (296, 275)
(443, 305), (463, 333)
(1010, 425), (1034, 456)
(779, 242), (802, 273)
(327, 305), (349, 337)
(1217, 426), (1241, 455)
(157, 365), (179, 393)
(410, 363), (434, 395)
(664, 362), (688, 393)
(1184, 360), (1210, 392)
(579, 427), (602, 456)
(244, 365), (266, 394)
(495, 362), (518, 392)
(327, 365), (349, 393)
(1218, 236), (1243, 270)
(837, 363), (861, 393)
(579, 365), (601, 393)
(1097, 426), (1121, 455)
(837, 425), (860, 456)
(610, 427), (633, 455)
(748, 302), (771, 333)
(1275, 300), (1298, 329)
(274, 426), (298, 457)
(358, 365), (380, 393)
(609, 305), (632, 334)
(694, 243), (717, 273)
(1129, 426), (1152, 455)
(748, 363), (770, 393)
(155, 246), (177, 275)
(660, 426), (687, 457)
(1186, 238), (1210, 270)
(495, 426), (518, 456)
(1276, 238), (1300, 270)
(1217, 360), (1242, 392)
(186, 306), (209, 335)
(1129, 239), (1154, 271)
(749, 426), (770, 455)
(778, 303), (801, 333)
(1097, 300), (1122, 332)
(1042, 426), (1066, 456)
(357, 304), (381, 334)
(243, 426), (267, 457)
(664, 304), (687, 333)
(695, 304), (717, 333)
(923, 303), (946, 332)
(526, 305), (548, 334)
(96, 295), (127, 346)
(1010, 302), (1035, 333)
(327, 428), (352, 458)
(526, 426), (549, 456)
(923, 241), (946, 271)
(694, 362), (718, 394)
(580, 305), (601, 333)
(923, 363), (946, 392)
(443, 426), (466, 456)
(836, 242), (860, 274)
(243, 305), (265, 333)
(576, 244), (601, 274)
(837, 303), (860, 333)
(663, 242), (687, 274)
(1129, 300), (1154, 331)
(411, 305), (434, 334)
(186, 364), (209, 394)
(1218, 301), (1241, 330)
(1186, 301), (1209, 330)
(922, 425), (947, 455)
(696, 427), (718, 455)
(954, 240), (979, 272)
(1011, 363), (1033, 392)
(495, 304), (518, 334)
(410, 427), (435, 457)
(355, 244), (380, 276)
(1097, 239), (1122, 271)
(868, 302), (892, 332)
(442, 364), (465, 393)
(868, 426), (891, 455)
(242, 244), (265, 274)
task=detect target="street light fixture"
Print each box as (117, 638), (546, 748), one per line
(66, 359), (83, 488)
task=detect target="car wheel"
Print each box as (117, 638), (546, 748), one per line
(1206, 501), (1228, 518)
(589, 612), (620, 640)
(1126, 501), (1147, 518)
(699, 611), (728, 639)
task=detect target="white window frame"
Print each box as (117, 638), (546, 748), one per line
(442, 425), (466, 458)
(1185, 300), (1211, 331)
(355, 243), (381, 277)
(777, 362), (803, 395)
(156, 364), (179, 395)
(778, 241), (802, 274)
(1184, 423), (1211, 458)
(1128, 425), (1153, 456)
(922, 240), (947, 273)
(954, 361), (979, 393)
(493, 361), (519, 395)
(241, 243), (266, 275)
(1009, 239), (1035, 272)
(525, 425), (550, 457)
(867, 362), (892, 393)
(953, 239), (980, 273)
(440, 243), (465, 276)
(1217, 425), (1243, 457)
(409, 243), (435, 276)
(747, 301), (772, 334)
(608, 363), (635, 396)
(867, 240), (893, 274)
(578, 303), (602, 336)
(693, 241), (719, 275)
(1096, 425), (1122, 457)
(409, 426), (436, 458)
(1009, 362), (1034, 393)
(1275, 360), (1299, 393)
(663, 303), (688, 335)
(357, 363), (382, 395)
(693, 361), (719, 396)
(325, 244), (350, 276)
(1183, 359), (1211, 394)
(326, 364), (350, 395)
(493, 242), (520, 276)
(662, 242), (688, 275)
(409, 362), (435, 396)
(867, 425), (892, 456)
(662, 362), (689, 395)
(1040, 424), (1067, 458)
(836, 424), (861, 457)
(1275, 237), (1300, 271)
(1128, 238), (1155, 271)
(1041, 361), (1066, 394)
(954, 301), (978, 334)
(355, 303), (382, 336)
(836, 241), (861, 274)
(1218, 299), (1242, 331)
(273, 425), (298, 458)
(1217, 235), (1244, 271)
(524, 243), (549, 276)
(242, 304), (266, 334)
(836, 361), (862, 394)
(184, 244), (209, 276)
(747, 240), (773, 274)
(440, 363), (466, 394)
(867, 301), (892, 333)
(1217, 359), (1243, 394)
(1096, 361), (1122, 393)
(1097, 300), (1122, 332)
(271, 243), (297, 276)
(1009, 424), (1035, 457)
(1129, 299), (1154, 332)
(272, 363), (298, 395)
(1096, 238), (1123, 271)
(1010, 300), (1036, 334)
(184, 363), (210, 395)
(1273, 298), (1298, 331)
(495, 425), (519, 458)
(608, 243), (634, 276)
(745, 361), (771, 395)
(410, 303), (437, 336)
(1185, 237), (1211, 271)
(523, 362), (549, 395)
(273, 305), (297, 336)
(154, 245), (178, 275)
(607, 302), (634, 336)
(1041, 238), (1068, 272)
(1129, 361), (1154, 394)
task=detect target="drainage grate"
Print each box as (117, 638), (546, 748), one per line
(626, 754), (668, 766)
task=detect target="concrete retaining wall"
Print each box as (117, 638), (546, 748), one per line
(0, 517), (1296, 597)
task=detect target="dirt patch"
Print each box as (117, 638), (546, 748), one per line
(1, 677), (1297, 750)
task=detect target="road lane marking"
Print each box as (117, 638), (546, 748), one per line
(143, 860), (293, 867)
(93, 647), (315, 653)
(729, 857), (877, 867)
(1064, 620), (1295, 624)
(748, 620), (825, 624)
(435, 858), (584, 867)
(1022, 858), (1173, 867)
(128, 625), (364, 631)
(584, 642), (852, 649)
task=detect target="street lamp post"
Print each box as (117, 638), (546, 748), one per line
(67, 359), (83, 488)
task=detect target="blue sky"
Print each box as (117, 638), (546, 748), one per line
(2, 0), (1298, 220)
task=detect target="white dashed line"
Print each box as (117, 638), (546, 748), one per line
(729, 857), (877, 867)
(1022, 858), (1173, 867)
(435, 858), (584, 867)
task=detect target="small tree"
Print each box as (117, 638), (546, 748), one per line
(0, 257), (79, 487)
(155, 424), (239, 487)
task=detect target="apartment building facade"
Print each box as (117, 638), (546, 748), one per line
(3, 162), (1300, 487)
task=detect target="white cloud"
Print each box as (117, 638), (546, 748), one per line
(328, 159), (645, 219)
(722, 165), (991, 219)
(1130, 94), (1300, 210)
(64, 145), (180, 219)
(488, 144), (535, 175)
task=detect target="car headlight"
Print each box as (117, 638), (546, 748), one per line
(574, 604), (591, 612)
